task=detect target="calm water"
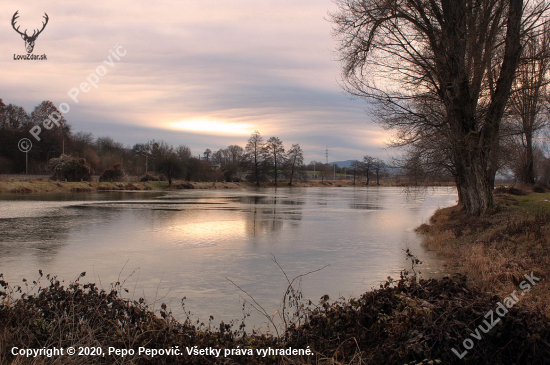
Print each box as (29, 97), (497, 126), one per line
(0, 187), (456, 327)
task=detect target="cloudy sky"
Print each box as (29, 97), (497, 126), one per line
(2, 0), (391, 162)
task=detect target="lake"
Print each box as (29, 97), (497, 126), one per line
(0, 187), (456, 328)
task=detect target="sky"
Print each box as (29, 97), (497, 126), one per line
(1, 0), (392, 163)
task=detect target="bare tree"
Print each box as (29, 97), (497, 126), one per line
(286, 144), (304, 186)
(5, 104), (31, 129)
(363, 155), (375, 185)
(175, 145), (192, 161)
(332, 0), (550, 215)
(72, 132), (94, 156)
(203, 148), (212, 161)
(264, 137), (285, 186)
(157, 150), (183, 187)
(404, 152), (426, 186)
(0, 100), (5, 130)
(372, 158), (386, 185)
(31, 101), (71, 161)
(97, 136), (124, 153)
(227, 145), (244, 163)
(245, 131), (265, 187)
(350, 160), (362, 185)
(212, 149), (224, 166)
(320, 163), (330, 183)
(506, 26), (550, 184)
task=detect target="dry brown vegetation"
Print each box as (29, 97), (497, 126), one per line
(0, 176), (453, 194)
(2, 268), (550, 365)
(417, 187), (550, 313)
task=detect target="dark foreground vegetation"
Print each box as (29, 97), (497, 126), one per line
(1, 264), (549, 364)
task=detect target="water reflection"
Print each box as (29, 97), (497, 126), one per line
(0, 187), (456, 326)
(347, 188), (384, 210)
(240, 194), (304, 237)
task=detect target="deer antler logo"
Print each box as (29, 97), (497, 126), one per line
(12, 11), (49, 54)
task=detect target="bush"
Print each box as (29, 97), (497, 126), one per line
(0, 272), (274, 365)
(48, 154), (92, 182)
(139, 173), (166, 182)
(493, 186), (526, 195)
(139, 173), (159, 182)
(99, 164), (125, 182)
(533, 184), (547, 193)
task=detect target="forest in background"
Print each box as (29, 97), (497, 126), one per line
(1, 97), (548, 188)
(0, 99), (410, 186)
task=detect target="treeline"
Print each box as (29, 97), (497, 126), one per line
(7, 96), (544, 187)
(0, 99), (310, 186)
(0, 97), (470, 186)
(305, 157), (391, 185)
(130, 132), (305, 186)
(0, 100), (71, 173)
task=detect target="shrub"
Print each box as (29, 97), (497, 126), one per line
(493, 186), (526, 196)
(48, 154), (92, 182)
(139, 173), (166, 182)
(139, 173), (159, 182)
(533, 184), (547, 193)
(99, 164), (125, 182)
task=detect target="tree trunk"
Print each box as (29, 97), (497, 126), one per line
(274, 158), (278, 186)
(254, 153), (260, 187)
(449, 0), (523, 215)
(524, 133), (536, 185)
(454, 146), (494, 216)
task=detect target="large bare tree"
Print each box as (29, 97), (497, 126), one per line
(363, 155), (375, 185)
(286, 143), (304, 186)
(264, 136), (286, 186)
(227, 145), (245, 164)
(332, 0), (550, 215)
(245, 131), (266, 187)
(506, 25), (550, 184)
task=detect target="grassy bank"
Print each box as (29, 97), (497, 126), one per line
(0, 176), (453, 194)
(417, 188), (550, 314)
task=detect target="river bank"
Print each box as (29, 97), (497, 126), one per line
(0, 175), (453, 194)
(417, 187), (550, 314)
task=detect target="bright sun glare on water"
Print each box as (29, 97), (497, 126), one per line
(170, 119), (254, 135)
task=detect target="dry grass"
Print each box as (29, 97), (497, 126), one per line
(417, 190), (550, 312)
(0, 175), (455, 194)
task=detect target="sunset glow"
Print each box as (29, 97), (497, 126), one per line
(2, 0), (389, 161)
(170, 119), (255, 135)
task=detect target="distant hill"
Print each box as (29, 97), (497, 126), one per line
(328, 160), (355, 168)
(329, 160), (404, 176)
